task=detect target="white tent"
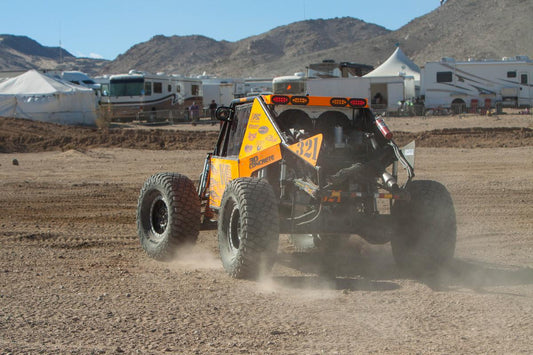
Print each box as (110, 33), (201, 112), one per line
(364, 47), (421, 83)
(0, 70), (97, 125)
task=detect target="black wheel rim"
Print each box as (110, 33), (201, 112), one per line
(151, 196), (168, 235)
(228, 202), (241, 251)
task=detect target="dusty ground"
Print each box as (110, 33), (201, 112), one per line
(1, 113), (532, 354)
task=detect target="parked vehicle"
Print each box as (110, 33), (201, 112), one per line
(421, 56), (533, 110)
(136, 94), (457, 279)
(99, 71), (203, 122)
(201, 77), (245, 108)
(60, 71), (99, 90)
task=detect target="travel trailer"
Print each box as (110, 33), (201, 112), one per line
(421, 56), (533, 110)
(99, 71), (202, 122)
(201, 78), (245, 108)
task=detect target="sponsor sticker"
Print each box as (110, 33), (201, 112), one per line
(247, 132), (257, 141)
(258, 126), (269, 134)
(249, 155), (275, 170)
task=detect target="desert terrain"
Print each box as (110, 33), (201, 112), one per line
(1, 113), (532, 354)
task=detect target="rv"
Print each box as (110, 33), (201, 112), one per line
(99, 71), (203, 122)
(421, 56), (533, 110)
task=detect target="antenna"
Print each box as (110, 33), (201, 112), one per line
(59, 22), (63, 64)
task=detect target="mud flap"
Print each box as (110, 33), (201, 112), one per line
(401, 140), (416, 169)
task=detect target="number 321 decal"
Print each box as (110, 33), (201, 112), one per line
(287, 134), (323, 167)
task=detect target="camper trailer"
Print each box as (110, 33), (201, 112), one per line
(100, 71), (202, 122)
(201, 78), (245, 108)
(421, 56), (533, 110)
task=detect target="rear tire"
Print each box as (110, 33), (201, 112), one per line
(391, 180), (456, 273)
(137, 173), (200, 261)
(218, 178), (279, 279)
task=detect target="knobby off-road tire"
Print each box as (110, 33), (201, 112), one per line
(218, 178), (280, 279)
(391, 180), (456, 273)
(137, 173), (200, 261)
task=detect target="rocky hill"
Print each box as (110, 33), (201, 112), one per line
(102, 17), (389, 77)
(313, 0), (533, 70)
(0, 35), (107, 75)
(101, 0), (533, 77)
(1, 0), (532, 78)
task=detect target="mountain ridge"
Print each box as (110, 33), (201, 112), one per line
(1, 0), (532, 77)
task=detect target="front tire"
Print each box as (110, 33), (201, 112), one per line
(218, 178), (279, 279)
(391, 180), (456, 273)
(137, 173), (200, 261)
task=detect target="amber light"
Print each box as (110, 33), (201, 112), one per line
(349, 98), (367, 107)
(291, 96), (309, 105)
(271, 95), (290, 104)
(330, 98), (348, 107)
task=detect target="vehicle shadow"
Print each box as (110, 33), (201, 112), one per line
(271, 274), (400, 292)
(274, 240), (402, 292)
(420, 259), (533, 294)
(274, 238), (533, 294)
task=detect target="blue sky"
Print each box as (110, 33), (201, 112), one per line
(1, 0), (440, 60)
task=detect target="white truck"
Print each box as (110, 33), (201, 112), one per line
(421, 56), (533, 110)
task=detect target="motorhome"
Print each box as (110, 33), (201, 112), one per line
(99, 71), (203, 122)
(421, 56), (533, 110)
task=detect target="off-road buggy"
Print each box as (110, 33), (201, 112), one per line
(137, 94), (456, 279)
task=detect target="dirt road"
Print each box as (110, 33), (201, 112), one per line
(1, 115), (532, 353)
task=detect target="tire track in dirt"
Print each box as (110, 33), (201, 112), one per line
(0, 231), (136, 249)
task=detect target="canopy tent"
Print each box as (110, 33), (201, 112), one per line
(364, 47), (421, 83)
(0, 70), (97, 125)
